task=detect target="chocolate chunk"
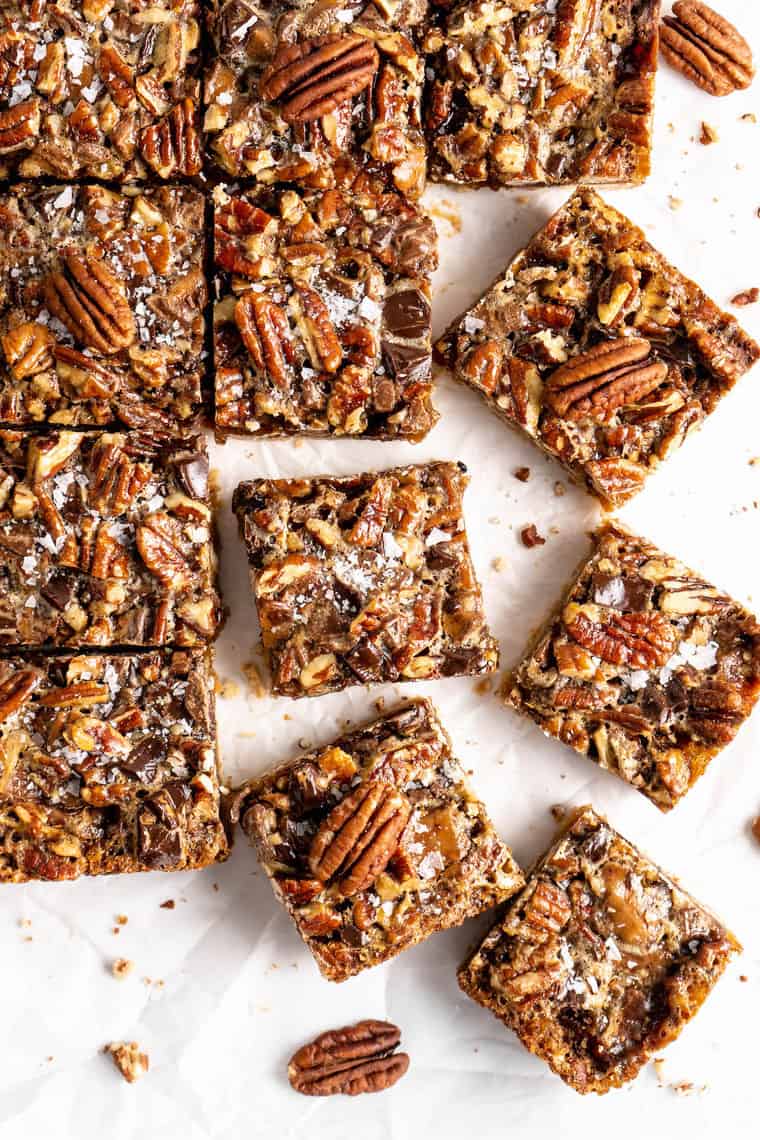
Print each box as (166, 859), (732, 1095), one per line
(136, 783), (188, 870)
(122, 738), (164, 783)
(381, 341), (431, 386)
(40, 574), (76, 612)
(383, 290), (430, 339)
(176, 451), (209, 499)
(591, 573), (653, 612)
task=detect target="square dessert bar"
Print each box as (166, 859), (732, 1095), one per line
(505, 522), (760, 812)
(230, 698), (524, 981)
(0, 429), (220, 647)
(423, 0), (659, 188)
(0, 183), (206, 429)
(213, 164), (438, 440)
(0, 648), (227, 882)
(458, 806), (741, 1095)
(233, 460), (499, 697)
(204, 3), (426, 197)
(435, 189), (760, 509)
(0, 0), (202, 181)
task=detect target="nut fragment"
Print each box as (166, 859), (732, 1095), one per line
(105, 1041), (149, 1084)
(261, 35), (380, 123)
(42, 253), (135, 355)
(288, 1020), (409, 1096)
(661, 2), (754, 96)
(2, 322), (54, 379)
(308, 781), (411, 897)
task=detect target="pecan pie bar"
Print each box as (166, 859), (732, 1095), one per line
(504, 521), (760, 812)
(423, 0), (659, 188)
(0, 648), (227, 882)
(0, 183), (206, 429)
(214, 164), (438, 439)
(0, 429), (220, 647)
(458, 805), (741, 1094)
(232, 461), (498, 697)
(204, 3), (427, 197)
(0, 0), (202, 181)
(435, 189), (760, 508)
(229, 699), (524, 981)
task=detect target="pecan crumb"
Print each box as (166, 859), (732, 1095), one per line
(553, 481), (566, 497)
(111, 958), (134, 981)
(751, 816), (760, 843)
(699, 122), (718, 145)
(550, 804), (567, 822)
(520, 524), (546, 549)
(105, 1041), (149, 1084)
(739, 974), (749, 982)
(474, 677), (492, 695)
(214, 673), (240, 699)
(115, 914), (128, 926)
(668, 196), (683, 212)
(242, 660), (266, 698)
(513, 466), (531, 483)
(160, 899), (175, 910)
(742, 113), (757, 124)
(731, 287), (759, 307)
(491, 556), (505, 572)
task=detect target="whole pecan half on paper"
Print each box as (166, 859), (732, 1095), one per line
(260, 35), (379, 123)
(544, 337), (668, 422)
(661, 2), (754, 96)
(308, 780), (411, 897)
(42, 253), (136, 355)
(288, 1020), (409, 1096)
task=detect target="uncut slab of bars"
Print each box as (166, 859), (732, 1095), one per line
(436, 188), (760, 508)
(230, 698), (524, 981)
(458, 806), (740, 1094)
(233, 460), (499, 698)
(505, 521), (760, 812)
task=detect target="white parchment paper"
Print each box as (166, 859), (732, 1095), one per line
(2, 5), (759, 1137)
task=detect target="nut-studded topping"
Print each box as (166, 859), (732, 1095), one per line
(661, 2), (754, 96)
(42, 253), (136, 355)
(544, 338), (668, 421)
(260, 35), (380, 123)
(563, 603), (679, 669)
(288, 1020), (409, 1097)
(308, 781), (411, 897)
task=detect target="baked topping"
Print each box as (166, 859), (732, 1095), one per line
(214, 168), (437, 440)
(229, 699), (524, 981)
(458, 806), (741, 1095)
(435, 188), (760, 509)
(505, 522), (760, 811)
(233, 462), (498, 697)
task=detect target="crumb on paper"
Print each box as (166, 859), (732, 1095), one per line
(19, 918), (31, 929)
(208, 467), (222, 511)
(427, 199), (462, 234)
(116, 914), (128, 926)
(491, 556), (505, 572)
(751, 816), (760, 844)
(242, 660), (266, 698)
(375, 696), (386, 713)
(731, 287), (759, 307)
(112, 958), (134, 981)
(553, 481), (566, 497)
(739, 974), (749, 982)
(741, 113), (757, 124)
(520, 524), (546, 549)
(550, 804), (566, 822)
(474, 677), (492, 695)
(668, 196), (683, 211)
(105, 1041), (149, 1084)
(214, 670), (240, 699)
(513, 466), (530, 483)
(699, 122), (718, 145)
(160, 899), (175, 910)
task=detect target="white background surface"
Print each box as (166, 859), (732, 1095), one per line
(2, 4), (759, 1137)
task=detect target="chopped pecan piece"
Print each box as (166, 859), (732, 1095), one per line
(288, 1020), (409, 1096)
(261, 36), (380, 124)
(2, 321), (54, 380)
(661, 2), (754, 96)
(42, 253), (136, 355)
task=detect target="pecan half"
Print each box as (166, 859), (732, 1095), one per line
(544, 338), (668, 421)
(234, 293), (294, 388)
(563, 604), (678, 670)
(261, 35), (379, 123)
(42, 253), (135, 355)
(0, 99), (40, 153)
(308, 781), (411, 897)
(661, 2), (754, 96)
(140, 98), (201, 178)
(0, 667), (40, 724)
(288, 1020), (409, 1097)
(136, 512), (194, 588)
